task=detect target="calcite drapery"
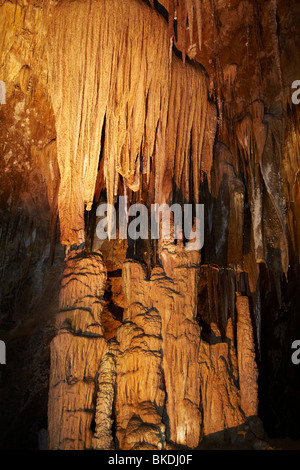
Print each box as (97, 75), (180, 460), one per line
(44, 0), (214, 245)
(45, 0), (168, 245)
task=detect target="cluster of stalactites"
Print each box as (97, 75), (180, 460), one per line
(45, 0), (214, 246)
(168, 0), (203, 59)
(149, 0), (203, 60)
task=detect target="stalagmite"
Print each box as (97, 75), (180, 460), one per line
(114, 233), (202, 449)
(236, 294), (259, 418)
(92, 340), (118, 450)
(158, 241), (201, 448)
(199, 322), (245, 439)
(116, 261), (166, 450)
(48, 250), (107, 450)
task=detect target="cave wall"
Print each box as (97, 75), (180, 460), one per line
(0, 0), (300, 449)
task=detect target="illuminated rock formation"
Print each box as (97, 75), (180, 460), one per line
(0, 0), (300, 451)
(48, 250), (107, 450)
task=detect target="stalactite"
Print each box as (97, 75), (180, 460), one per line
(168, 0), (202, 54)
(44, 0), (212, 246)
(176, 0), (187, 62)
(166, 55), (209, 203)
(45, 0), (170, 245)
(194, 0), (203, 52)
(186, 0), (194, 47)
(201, 101), (217, 191)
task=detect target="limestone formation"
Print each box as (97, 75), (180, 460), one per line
(1, 0), (300, 451)
(48, 250), (107, 450)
